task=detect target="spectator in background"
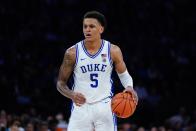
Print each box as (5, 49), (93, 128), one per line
(55, 113), (67, 131)
(7, 118), (24, 131)
(0, 110), (7, 130)
(25, 121), (35, 131)
(38, 121), (49, 131)
(166, 107), (190, 130)
(120, 122), (132, 131)
(137, 126), (145, 131)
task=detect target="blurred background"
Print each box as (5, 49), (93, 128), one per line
(0, 0), (196, 131)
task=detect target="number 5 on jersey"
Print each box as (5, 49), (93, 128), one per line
(90, 73), (98, 88)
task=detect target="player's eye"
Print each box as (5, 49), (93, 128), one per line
(89, 25), (95, 28)
(83, 24), (95, 29)
(83, 25), (87, 29)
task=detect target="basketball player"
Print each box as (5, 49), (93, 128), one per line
(57, 11), (138, 131)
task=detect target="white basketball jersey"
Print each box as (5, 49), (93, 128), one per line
(73, 39), (113, 103)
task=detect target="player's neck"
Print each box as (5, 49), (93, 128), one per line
(84, 39), (102, 50)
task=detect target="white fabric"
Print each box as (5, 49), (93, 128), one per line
(73, 39), (113, 104)
(68, 98), (117, 131)
(118, 70), (133, 89)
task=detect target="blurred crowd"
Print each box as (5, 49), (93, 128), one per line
(0, 0), (195, 129)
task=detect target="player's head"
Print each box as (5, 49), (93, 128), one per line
(83, 11), (106, 42)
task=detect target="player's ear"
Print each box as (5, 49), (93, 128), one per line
(99, 26), (104, 34)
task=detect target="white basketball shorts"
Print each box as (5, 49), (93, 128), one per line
(67, 98), (117, 131)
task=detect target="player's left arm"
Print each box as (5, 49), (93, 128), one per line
(111, 44), (138, 104)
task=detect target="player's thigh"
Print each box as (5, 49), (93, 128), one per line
(95, 114), (117, 131)
(68, 104), (93, 131)
(94, 100), (117, 131)
(95, 112), (117, 131)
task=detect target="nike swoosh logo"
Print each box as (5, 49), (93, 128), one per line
(81, 58), (86, 61)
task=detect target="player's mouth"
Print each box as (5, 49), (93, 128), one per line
(85, 34), (92, 38)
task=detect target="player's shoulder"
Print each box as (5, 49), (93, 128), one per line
(65, 40), (83, 56)
(110, 43), (122, 54)
(64, 45), (77, 61)
(66, 45), (76, 55)
(110, 43), (123, 62)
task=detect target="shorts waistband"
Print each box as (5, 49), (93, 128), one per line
(86, 96), (112, 105)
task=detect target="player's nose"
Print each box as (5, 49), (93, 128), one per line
(85, 26), (91, 32)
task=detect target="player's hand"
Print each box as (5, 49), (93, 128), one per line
(123, 87), (138, 105)
(72, 92), (86, 106)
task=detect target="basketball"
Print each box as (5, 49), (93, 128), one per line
(111, 92), (136, 118)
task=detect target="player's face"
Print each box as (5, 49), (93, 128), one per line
(83, 18), (104, 42)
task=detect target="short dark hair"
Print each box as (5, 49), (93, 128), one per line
(83, 11), (107, 29)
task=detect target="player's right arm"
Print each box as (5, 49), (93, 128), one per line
(57, 46), (86, 106)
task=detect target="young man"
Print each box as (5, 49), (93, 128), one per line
(57, 11), (138, 131)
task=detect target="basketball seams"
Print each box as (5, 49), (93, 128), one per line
(128, 96), (133, 116)
(121, 93), (128, 118)
(111, 92), (136, 118)
(112, 97), (125, 112)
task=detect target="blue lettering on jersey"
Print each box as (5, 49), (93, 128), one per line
(80, 66), (87, 73)
(94, 64), (100, 71)
(80, 64), (107, 73)
(101, 64), (107, 72)
(87, 64), (93, 71)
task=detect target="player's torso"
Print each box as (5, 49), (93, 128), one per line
(73, 39), (113, 103)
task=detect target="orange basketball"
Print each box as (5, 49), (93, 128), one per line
(111, 92), (136, 118)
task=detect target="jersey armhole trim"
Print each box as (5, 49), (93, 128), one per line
(74, 43), (79, 68)
(108, 42), (113, 67)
